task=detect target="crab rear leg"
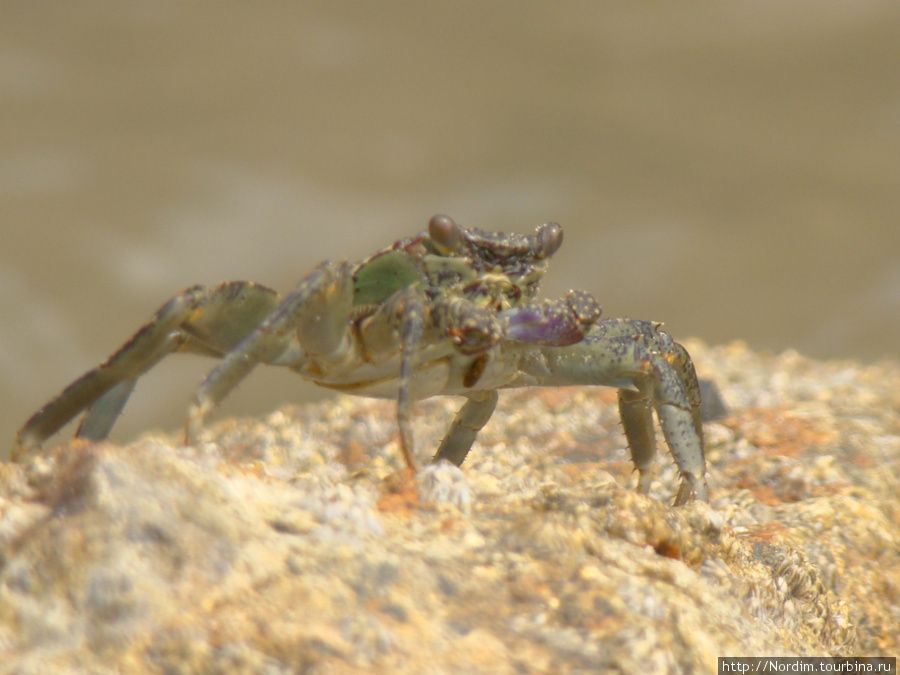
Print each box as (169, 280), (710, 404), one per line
(186, 261), (355, 445)
(517, 318), (707, 505)
(12, 282), (281, 462)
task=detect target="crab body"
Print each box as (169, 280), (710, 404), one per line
(12, 215), (707, 505)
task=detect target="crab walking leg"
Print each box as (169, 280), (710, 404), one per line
(393, 288), (427, 469)
(573, 318), (704, 502)
(617, 347), (706, 502)
(515, 319), (708, 504)
(351, 283), (434, 469)
(76, 280), (278, 440)
(75, 378), (140, 441)
(617, 387), (658, 494)
(648, 349), (708, 505)
(669, 341), (704, 444)
(186, 262), (354, 444)
(11, 282), (283, 461)
(432, 390), (499, 466)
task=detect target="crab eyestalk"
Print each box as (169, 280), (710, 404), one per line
(428, 214), (463, 253)
(535, 222), (564, 259)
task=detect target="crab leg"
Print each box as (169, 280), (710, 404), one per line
(669, 341), (704, 444)
(432, 390), (499, 466)
(75, 377), (140, 441)
(514, 318), (707, 505)
(617, 387), (657, 493)
(186, 262), (354, 444)
(393, 287), (427, 469)
(11, 282), (281, 462)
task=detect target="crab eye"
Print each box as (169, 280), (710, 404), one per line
(535, 222), (563, 258)
(428, 214), (463, 254)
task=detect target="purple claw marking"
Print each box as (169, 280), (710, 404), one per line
(502, 289), (601, 346)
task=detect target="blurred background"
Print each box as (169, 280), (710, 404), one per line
(2, 1), (899, 455)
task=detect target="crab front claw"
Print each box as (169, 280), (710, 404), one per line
(502, 289), (602, 346)
(517, 318), (707, 505)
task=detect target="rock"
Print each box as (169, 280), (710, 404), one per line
(1, 341), (898, 673)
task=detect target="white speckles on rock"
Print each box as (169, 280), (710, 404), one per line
(417, 460), (472, 514)
(294, 481), (384, 538)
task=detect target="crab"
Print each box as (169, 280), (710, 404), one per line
(12, 214), (707, 505)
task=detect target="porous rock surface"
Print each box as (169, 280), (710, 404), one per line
(1, 341), (898, 673)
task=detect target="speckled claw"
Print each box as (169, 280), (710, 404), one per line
(502, 289), (601, 346)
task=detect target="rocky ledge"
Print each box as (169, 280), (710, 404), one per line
(1, 341), (898, 673)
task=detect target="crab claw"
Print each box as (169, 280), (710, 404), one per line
(434, 300), (505, 356)
(502, 289), (601, 346)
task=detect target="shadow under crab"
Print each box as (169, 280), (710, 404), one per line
(12, 214), (707, 504)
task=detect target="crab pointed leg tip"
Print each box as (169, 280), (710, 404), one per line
(11, 432), (35, 463)
(680, 476), (708, 505)
(184, 408), (206, 446)
(694, 480), (709, 503)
